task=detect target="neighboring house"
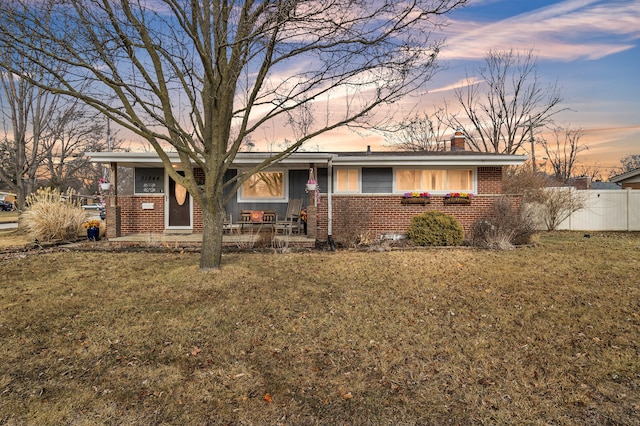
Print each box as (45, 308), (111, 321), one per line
(568, 177), (621, 190)
(610, 167), (640, 189)
(589, 181), (621, 190)
(87, 132), (527, 243)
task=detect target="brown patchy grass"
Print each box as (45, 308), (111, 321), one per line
(1, 232), (639, 425)
(0, 229), (31, 249)
(0, 211), (19, 224)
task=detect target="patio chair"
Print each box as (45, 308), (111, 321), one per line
(223, 213), (240, 234)
(274, 198), (303, 235)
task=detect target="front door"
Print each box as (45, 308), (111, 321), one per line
(166, 174), (192, 229)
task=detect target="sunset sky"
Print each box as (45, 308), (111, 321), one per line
(292, 0), (640, 176)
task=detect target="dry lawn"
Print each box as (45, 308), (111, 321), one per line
(0, 211), (19, 224)
(0, 229), (31, 250)
(1, 232), (639, 425)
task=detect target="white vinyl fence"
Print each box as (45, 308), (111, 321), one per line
(532, 188), (640, 231)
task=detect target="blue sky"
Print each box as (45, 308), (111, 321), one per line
(416, 0), (640, 173)
(311, 0), (639, 175)
(109, 0), (638, 175)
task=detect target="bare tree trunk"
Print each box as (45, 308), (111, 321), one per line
(200, 204), (225, 271)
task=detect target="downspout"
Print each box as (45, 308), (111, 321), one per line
(327, 156), (336, 251)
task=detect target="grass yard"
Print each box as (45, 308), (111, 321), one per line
(0, 211), (19, 224)
(1, 232), (639, 425)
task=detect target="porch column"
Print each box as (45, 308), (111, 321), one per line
(107, 162), (121, 237)
(306, 204), (317, 239)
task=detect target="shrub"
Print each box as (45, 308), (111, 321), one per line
(471, 197), (536, 249)
(20, 188), (88, 242)
(539, 187), (586, 231)
(407, 211), (464, 246)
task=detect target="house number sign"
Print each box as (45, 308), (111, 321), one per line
(135, 168), (164, 194)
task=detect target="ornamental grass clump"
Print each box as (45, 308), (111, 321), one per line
(407, 211), (464, 246)
(20, 188), (88, 242)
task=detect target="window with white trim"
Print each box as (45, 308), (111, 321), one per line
(335, 169), (359, 192)
(239, 171), (287, 201)
(395, 169), (473, 192)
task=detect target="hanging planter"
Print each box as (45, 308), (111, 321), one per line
(99, 177), (111, 192)
(306, 168), (320, 206)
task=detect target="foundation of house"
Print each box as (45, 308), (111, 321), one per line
(106, 232), (316, 249)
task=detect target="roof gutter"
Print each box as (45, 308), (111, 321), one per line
(331, 154), (528, 167)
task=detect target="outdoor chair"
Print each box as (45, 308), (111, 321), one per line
(274, 198), (303, 235)
(223, 213), (240, 234)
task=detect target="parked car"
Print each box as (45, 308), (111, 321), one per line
(82, 203), (105, 211)
(0, 200), (14, 211)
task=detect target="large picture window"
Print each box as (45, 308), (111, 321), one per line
(239, 171), (286, 201)
(396, 169), (473, 192)
(335, 169), (359, 192)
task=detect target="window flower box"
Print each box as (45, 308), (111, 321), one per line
(401, 192), (431, 205)
(443, 193), (473, 205)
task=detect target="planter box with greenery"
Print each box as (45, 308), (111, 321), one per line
(443, 193), (473, 205)
(401, 192), (431, 205)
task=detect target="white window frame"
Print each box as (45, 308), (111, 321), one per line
(393, 167), (476, 194)
(237, 169), (289, 203)
(334, 167), (361, 193)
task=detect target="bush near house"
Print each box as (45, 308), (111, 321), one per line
(471, 196), (537, 249)
(20, 188), (87, 242)
(407, 211), (464, 246)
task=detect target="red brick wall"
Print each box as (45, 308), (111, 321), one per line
(314, 193), (521, 242)
(110, 196), (165, 234)
(108, 195), (207, 234)
(111, 166), (513, 240)
(477, 167), (503, 194)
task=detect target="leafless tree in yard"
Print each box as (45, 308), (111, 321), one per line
(40, 104), (119, 194)
(444, 49), (565, 154)
(0, 0), (466, 270)
(609, 153), (640, 179)
(385, 108), (449, 151)
(0, 49), (66, 210)
(541, 126), (587, 183)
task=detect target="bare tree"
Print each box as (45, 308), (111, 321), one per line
(0, 57), (64, 210)
(503, 164), (585, 231)
(385, 108), (449, 151)
(541, 126), (587, 183)
(445, 49), (565, 154)
(574, 164), (603, 182)
(41, 105), (113, 193)
(610, 154), (640, 179)
(540, 187), (586, 231)
(0, 0), (466, 270)
(620, 154), (640, 171)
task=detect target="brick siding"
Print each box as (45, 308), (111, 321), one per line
(107, 166), (515, 242)
(108, 196), (165, 235)
(314, 193), (520, 242)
